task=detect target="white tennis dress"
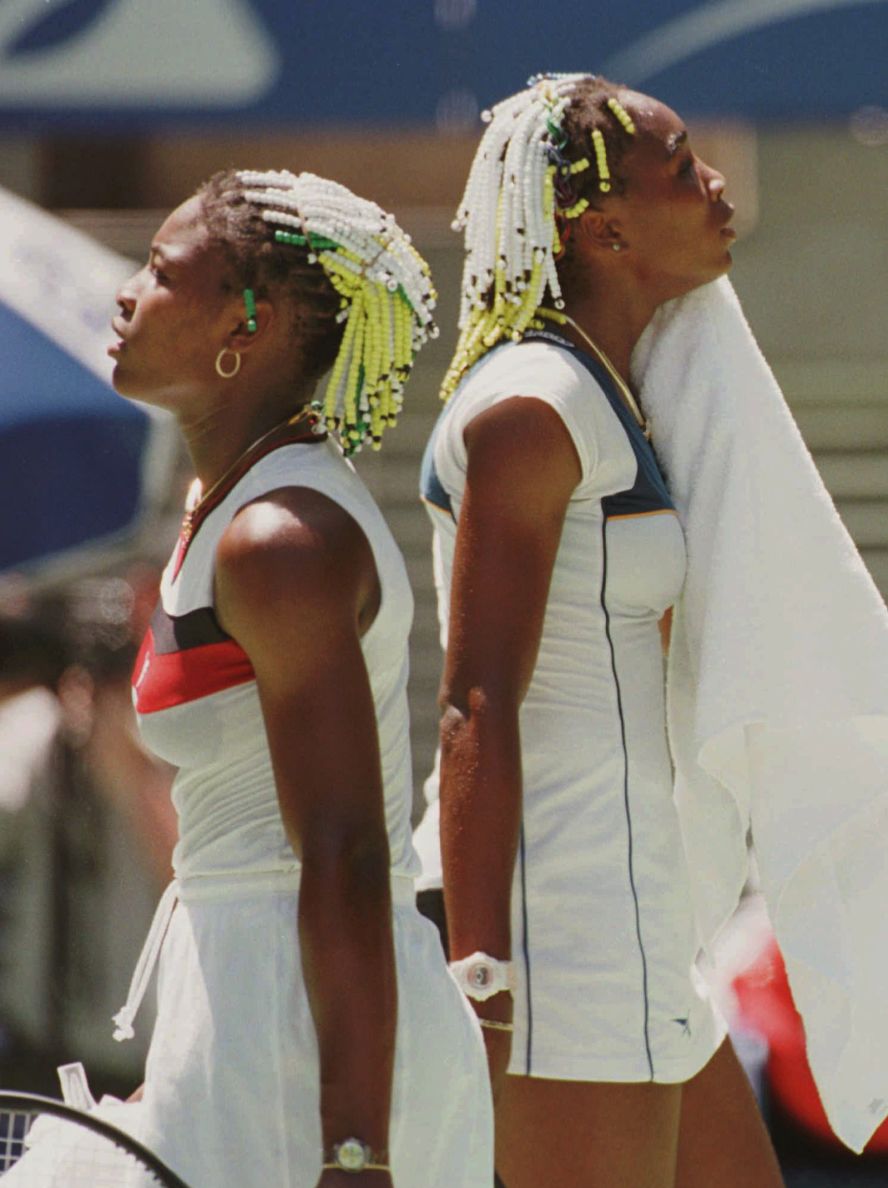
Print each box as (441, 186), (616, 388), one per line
(417, 334), (727, 1084)
(119, 434), (492, 1188)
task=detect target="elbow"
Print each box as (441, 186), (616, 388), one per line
(299, 820), (392, 892)
(438, 681), (519, 753)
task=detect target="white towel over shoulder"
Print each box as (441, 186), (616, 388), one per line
(632, 276), (888, 1152)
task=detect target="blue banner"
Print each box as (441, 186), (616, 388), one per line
(0, 0), (886, 130)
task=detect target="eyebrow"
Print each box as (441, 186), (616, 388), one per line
(666, 130), (688, 157)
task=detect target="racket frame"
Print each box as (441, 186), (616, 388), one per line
(0, 1091), (191, 1188)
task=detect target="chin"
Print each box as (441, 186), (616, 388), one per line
(110, 363), (134, 398)
(681, 254), (734, 298)
(112, 369), (167, 411)
(111, 370), (145, 403)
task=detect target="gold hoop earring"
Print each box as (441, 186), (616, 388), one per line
(215, 349), (241, 379)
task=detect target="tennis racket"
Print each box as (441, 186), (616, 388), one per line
(0, 1092), (191, 1187)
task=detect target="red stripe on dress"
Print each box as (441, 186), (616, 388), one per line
(132, 628), (255, 714)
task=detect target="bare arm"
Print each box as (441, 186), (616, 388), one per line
(439, 398), (581, 1088)
(659, 605), (673, 656)
(216, 487), (394, 1186)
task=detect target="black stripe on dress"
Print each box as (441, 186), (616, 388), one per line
(599, 516), (655, 1081)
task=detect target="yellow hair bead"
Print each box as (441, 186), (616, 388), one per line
(591, 129), (612, 193)
(562, 197), (589, 219)
(606, 97), (636, 136)
(440, 77), (605, 402)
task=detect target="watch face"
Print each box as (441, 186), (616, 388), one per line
(468, 962), (492, 989)
(336, 1139), (368, 1171)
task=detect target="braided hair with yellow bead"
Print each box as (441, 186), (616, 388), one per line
(441, 73), (638, 401)
(198, 168), (437, 453)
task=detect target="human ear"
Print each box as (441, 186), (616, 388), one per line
(225, 295), (275, 352)
(574, 209), (625, 255)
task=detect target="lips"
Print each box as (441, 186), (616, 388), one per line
(717, 202), (736, 238)
(108, 317), (128, 357)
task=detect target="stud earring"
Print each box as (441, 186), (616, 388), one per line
(612, 242), (623, 252)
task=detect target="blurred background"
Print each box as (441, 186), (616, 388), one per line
(0, 1), (886, 1182)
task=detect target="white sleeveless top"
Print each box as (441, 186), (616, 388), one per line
(134, 436), (420, 884)
(415, 336), (686, 889)
(414, 337), (731, 1083)
(106, 442), (494, 1188)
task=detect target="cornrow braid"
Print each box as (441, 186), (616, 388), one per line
(198, 169), (437, 454)
(441, 73), (636, 401)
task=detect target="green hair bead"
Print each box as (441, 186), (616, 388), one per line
(243, 288), (258, 333)
(237, 169), (436, 454)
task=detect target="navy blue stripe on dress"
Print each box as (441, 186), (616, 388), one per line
(523, 329), (674, 520)
(419, 410), (455, 521)
(149, 602), (233, 655)
(518, 824), (534, 1074)
(599, 517), (655, 1080)
(524, 329), (659, 1077)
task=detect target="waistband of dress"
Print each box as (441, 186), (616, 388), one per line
(112, 869), (418, 1044)
(174, 866), (417, 906)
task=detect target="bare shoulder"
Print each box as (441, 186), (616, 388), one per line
(464, 396), (582, 501)
(215, 486), (378, 639)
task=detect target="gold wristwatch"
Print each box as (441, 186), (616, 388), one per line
(322, 1137), (390, 1173)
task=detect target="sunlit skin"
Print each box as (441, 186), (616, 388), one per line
(109, 196), (311, 493)
(109, 199), (241, 410)
(109, 194), (398, 1188)
(557, 91), (735, 381)
(439, 88), (785, 1188)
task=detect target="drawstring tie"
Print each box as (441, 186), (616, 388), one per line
(112, 881), (178, 1042)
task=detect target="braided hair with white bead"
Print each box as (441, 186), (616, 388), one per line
(442, 73), (637, 401)
(199, 169), (438, 453)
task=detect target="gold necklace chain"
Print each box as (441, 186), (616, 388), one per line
(182, 405), (318, 541)
(537, 309), (651, 441)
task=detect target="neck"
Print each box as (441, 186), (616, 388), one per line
(176, 352), (316, 491)
(558, 286), (658, 386)
(179, 398), (309, 493)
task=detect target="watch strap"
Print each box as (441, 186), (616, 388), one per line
(322, 1137), (390, 1173)
(448, 951), (516, 1001)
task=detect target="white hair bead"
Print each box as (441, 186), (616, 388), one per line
(442, 74), (598, 401)
(233, 169), (437, 452)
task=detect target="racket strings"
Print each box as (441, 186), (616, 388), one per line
(0, 1109), (29, 1172)
(0, 1105), (166, 1186)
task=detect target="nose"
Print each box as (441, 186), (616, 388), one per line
(115, 268), (142, 316)
(705, 165), (727, 201)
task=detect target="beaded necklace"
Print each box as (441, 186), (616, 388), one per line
(538, 308), (651, 441)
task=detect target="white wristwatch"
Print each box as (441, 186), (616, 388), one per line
(448, 951), (516, 1001)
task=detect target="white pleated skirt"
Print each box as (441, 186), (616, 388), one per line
(138, 873), (493, 1188)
